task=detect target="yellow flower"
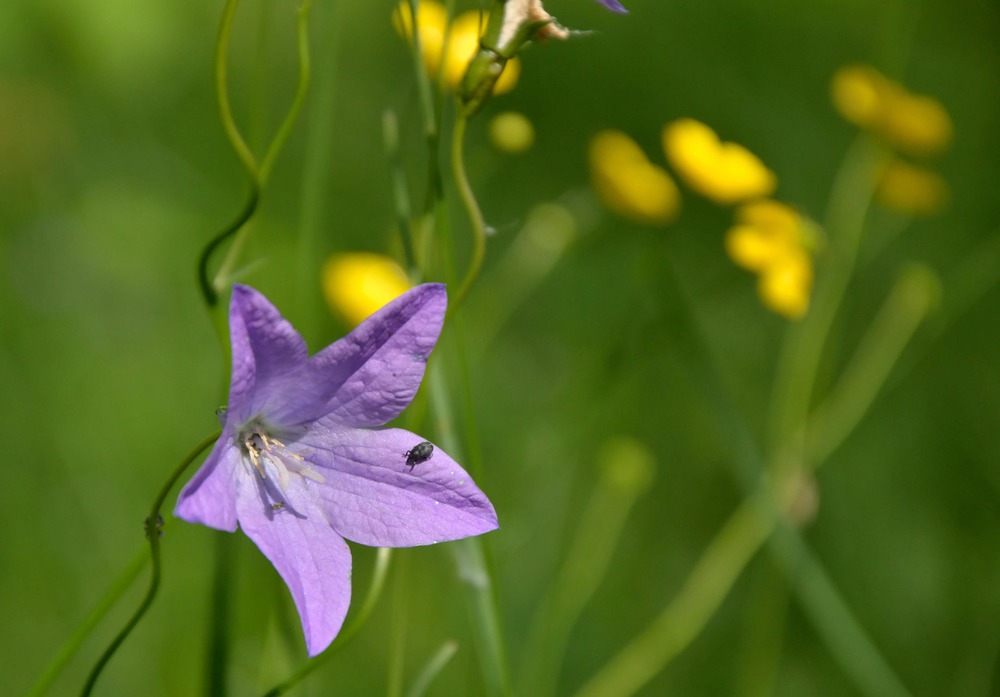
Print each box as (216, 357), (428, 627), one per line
(589, 130), (681, 226)
(726, 200), (815, 319)
(662, 118), (776, 205)
(757, 248), (813, 320)
(322, 253), (412, 327)
(831, 64), (952, 156)
(393, 2), (519, 95)
(489, 111), (535, 153)
(876, 160), (949, 217)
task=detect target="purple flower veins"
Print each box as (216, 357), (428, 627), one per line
(175, 284), (498, 655)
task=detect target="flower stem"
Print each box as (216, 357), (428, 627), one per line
(449, 110), (487, 315)
(572, 488), (779, 697)
(27, 547), (147, 697)
(805, 264), (938, 467)
(260, 547), (393, 697)
(384, 109), (419, 277)
(79, 431), (219, 697)
(768, 135), (882, 463)
(404, 641), (459, 697)
(426, 364), (511, 697)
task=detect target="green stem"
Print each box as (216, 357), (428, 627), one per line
(261, 547), (393, 697)
(216, 0), (260, 181)
(198, 187), (260, 308)
(383, 109), (418, 277)
(805, 264), (937, 467)
(206, 531), (236, 697)
(521, 439), (653, 697)
(404, 641), (459, 697)
(28, 548), (148, 697)
(426, 365), (511, 697)
(450, 111), (487, 315)
(258, 0), (314, 186)
(79, 432), (220, 697)
(572, 488), (779, 697)
(768, 136), (882, 463)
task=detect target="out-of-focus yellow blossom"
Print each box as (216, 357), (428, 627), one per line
(393, 2), (519, 95)
(876, 159), (950, 217)
(322, 253), (412, 327)
(662, 118), (776, 205)
(726, 200), (815, 319)
(758, 248), (813, 320)
(831, 64), (952, 156)
(489, 111), (535, 153)
(589, 130), (681, 226)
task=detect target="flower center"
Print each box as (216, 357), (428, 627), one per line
(237, 420), (325, 490)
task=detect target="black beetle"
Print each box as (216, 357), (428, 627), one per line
(405, 441), (434, 469)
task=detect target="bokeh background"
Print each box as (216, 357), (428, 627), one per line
(2, 0), (999, 695)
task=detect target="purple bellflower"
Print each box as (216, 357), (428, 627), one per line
(175, 284), (498, 655)
(596, 0), (628, 13)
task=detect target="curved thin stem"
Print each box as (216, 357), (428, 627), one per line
(79, 431), (220, 697)
(449, 111), (487, 315)
(216, 0), (260, 181)
(572, 488), (778, 697)
(198, 186), (260, 307)
(405, 641), (459, 697)
(28, 548), (148, 697)
(261, 547), (394, 697)
(259, 0), (314, 185)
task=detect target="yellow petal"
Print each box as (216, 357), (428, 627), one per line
(662, 118), (776, 205)
(726, 224), (797, 272)
(757, 250), (813, 319)
(322, 253), (412, 327)
(590, 130), (681, 226)
(878, 90), (952, 157)
(876, 160), (949, 217)
(830, 64), (893, 129)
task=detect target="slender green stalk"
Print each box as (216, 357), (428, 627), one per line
(384, 109), (419, 276)
(427, 365), (511, 697)
(768, 136), (883, 460)
(656, 253), (915, 697)
(734, 561), (789, 697)
(805, 264), (938, 467)
(28, 548), (148, 697)
(449, 111), (487, 314)
(216, 0), (260, 181)
(405, 641), (460, 697)
(206, 531), (236, 697)
(521, 439), (654, 697)
(258, 0), (314, 185)
(261, 548), (393, 697)
(387, 554), (409, 697)
(79, 432), (220, 697)
(572, 488), (779, 697)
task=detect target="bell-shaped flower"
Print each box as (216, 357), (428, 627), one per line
(175, 284), (498, 655)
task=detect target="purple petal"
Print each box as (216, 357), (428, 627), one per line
(297, 424), (498, 548)
(267, 284), (446, 428)
(228, 285), (310, 424)
(174, 436), (239, 532)
(596, 0), (628, 13)
(236, 476), (352, 656)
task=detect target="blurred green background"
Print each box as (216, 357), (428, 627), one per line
(2, 0), (999, 695)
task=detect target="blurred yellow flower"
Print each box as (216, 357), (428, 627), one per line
(876, 159), (949, 217)
(831, 64), (952, 157)
(726, 200), (814, 319)
(758, 249), (813, 320)
(589, 130), (681, 226)
(489, 111), (535, 153)
(662, 118), (776, 205)
(393, 2), (519, 95)
(322, 253), (412, 327)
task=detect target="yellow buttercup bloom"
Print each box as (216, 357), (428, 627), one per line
(393, 2), (519, 95)
(831, 64), (952, 156)
(757, 248), (813, 320)
(726, 200), (815, 319)
(322, 253), (412, 327)
(589, 130), (681, 226)
(876, 160), (949, 217)
(662, 118), (776, 205)
(489, 111), (535, 153)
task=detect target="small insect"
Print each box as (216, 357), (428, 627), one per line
(271, 502), (285, 511)
(405, 441), (434, 469)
